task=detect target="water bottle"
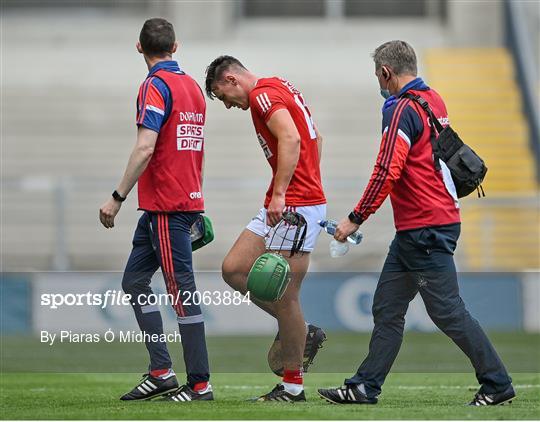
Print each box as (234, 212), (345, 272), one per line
(329, 239), (349, 258)
(190, 218), (204, 243)
(318, 220), (363, 244)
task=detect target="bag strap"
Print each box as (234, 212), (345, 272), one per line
(401, 93), (445, 133)
(400, 92), (443, 171)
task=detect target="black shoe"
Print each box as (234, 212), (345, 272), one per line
(253, 384), (306, 402)
(268, 324), (327, 376)
(120, 372), (179, 401)
(468, 385), (515, 406)
(163, 384), (214, 402)
(318, 384), (378, 405)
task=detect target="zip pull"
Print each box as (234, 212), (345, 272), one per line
(479, 184), (485, 197)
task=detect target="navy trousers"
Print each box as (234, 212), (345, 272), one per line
(345, 223), (511, 398)
(122, 212), (210, 386)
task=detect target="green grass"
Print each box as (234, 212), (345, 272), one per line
(1, 373), (539, 420)
(2, 332), (539, 373)
(1, 332), (539, 419)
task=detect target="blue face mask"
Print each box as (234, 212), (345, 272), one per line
(380, 89), (391, 99)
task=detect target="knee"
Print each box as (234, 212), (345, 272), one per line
(372, 304), (406, 330)
(221, 256), (246, 292)
(373, 313), (406, 330)
(175, 271), (196, 292)
(274, 292), (300, 313)
(121, 274), (139, 294)
(427, 303), (468, 331)
(121, 268), (153, 294)
(221, 256), (235, 284)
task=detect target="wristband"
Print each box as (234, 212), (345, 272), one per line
(112, 190), (126, 202)
(348, 211), (363, 225)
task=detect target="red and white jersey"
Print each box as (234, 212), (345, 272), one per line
(249, 77), (326, 207)
(137, 69), (205, 212)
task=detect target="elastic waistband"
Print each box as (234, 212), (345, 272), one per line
(396, 222), (461, 234)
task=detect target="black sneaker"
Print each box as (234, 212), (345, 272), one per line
(163, 384), (214, 402)
(468, 385), (515, 406)
(318, 384), (378, 405)
(120, 372), (178, 401)
(268, 324), (327, 376)
(253, 384), (306, 402)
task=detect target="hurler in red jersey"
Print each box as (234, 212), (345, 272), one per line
(205, 56), (327, 402)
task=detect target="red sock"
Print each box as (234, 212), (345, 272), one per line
(150, 368), (170, 378)
(283, 369), (303, 385)
(193, 381), (208, 392)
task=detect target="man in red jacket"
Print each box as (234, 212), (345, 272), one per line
(318, 40), (514, 407)
(99, 18), (212, 403)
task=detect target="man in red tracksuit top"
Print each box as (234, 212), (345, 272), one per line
(318, 40), (514, 406)
(99, 18), (212, 402)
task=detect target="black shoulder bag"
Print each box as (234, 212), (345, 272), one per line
(401, 93), (487, 198)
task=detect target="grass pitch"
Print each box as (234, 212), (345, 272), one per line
(1, 372), (539, 420)
(1, 332), (539, 419)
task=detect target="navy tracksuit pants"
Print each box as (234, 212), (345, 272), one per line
(122, 212), (210, 386)
(345, 223), (511, 398)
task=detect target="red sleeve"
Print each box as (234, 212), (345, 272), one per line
(251, 86), (287, 122)
(353, 101), (412, 222)
(136, 77), (166, 130)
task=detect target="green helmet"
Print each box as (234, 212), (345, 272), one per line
(247, 253), (291, 302)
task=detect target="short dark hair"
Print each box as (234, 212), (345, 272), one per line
(139, 18), (175, 58)
(372, 40), (417, 76)
(205, 55), (247, 99)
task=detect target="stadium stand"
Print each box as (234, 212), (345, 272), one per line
(2, 5), (538, 274)
(425, 48), (539, 270)
(2, 12), (443, 271)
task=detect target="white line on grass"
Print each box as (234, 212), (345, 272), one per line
(220, 384), (540, 390)
(395, 384), (540, 390)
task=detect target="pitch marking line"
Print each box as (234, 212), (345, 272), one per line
(220, 384), (540, 390)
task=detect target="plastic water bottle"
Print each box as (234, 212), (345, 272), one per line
(190, 218), (204, 242)
(319, 220), (363, 258)
(318, 220), (363, 244)
(329, 239), (350, 258)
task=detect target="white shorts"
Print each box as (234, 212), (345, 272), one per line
(246, 204), (327, 252)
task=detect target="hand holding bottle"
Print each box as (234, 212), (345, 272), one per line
(319, 219), (363, 257)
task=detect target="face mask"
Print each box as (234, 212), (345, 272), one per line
(380, 89), (391, 99)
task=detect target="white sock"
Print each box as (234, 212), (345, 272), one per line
(281, 381), (303, 396)
(157, 369), (175, 379)
(359, 383), (367, 395)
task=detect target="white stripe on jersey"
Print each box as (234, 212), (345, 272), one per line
(397, 129), (411, 148)
(145, 104), (165, 115)
(256, 93), (271, 112)
(262, 92), (272, 109)
(383, 126), (411, 149)
(256, 95), (268, 113)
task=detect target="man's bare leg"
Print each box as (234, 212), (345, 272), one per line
(221, 229), (278, 316)
(221, 229), (310, 370)
(274, 252), (310, 371)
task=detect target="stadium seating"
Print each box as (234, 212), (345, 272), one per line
(425, 48), (539, 270)
(3, 13), (538, 273)
(2, 14), (404, 271)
